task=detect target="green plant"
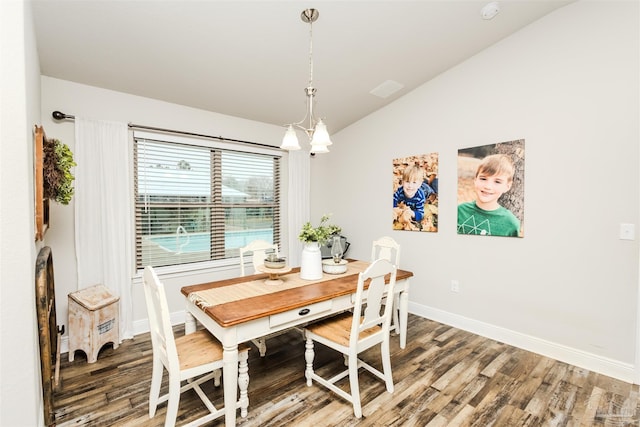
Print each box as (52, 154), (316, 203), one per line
(298, 214), (341, 244)
(43, 137), (76, 205)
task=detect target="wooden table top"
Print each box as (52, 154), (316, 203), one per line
(181, 261), (413, 327)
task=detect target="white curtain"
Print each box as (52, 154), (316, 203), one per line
(74, 118), (133, 341)
(287, 150), (310, 267)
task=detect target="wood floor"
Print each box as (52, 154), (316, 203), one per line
(54, 314), (640, 426)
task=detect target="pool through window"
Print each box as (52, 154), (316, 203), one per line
(134, 133), (281, 269)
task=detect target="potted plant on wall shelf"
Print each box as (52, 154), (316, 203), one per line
(298, 214), (341, 280)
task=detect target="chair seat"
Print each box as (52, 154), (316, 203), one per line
(175, 330), (250, 371)
(175, 330), (223, 370)
(305, 313), (382, 347)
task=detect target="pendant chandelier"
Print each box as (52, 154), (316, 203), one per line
(280, 8), (333, 154)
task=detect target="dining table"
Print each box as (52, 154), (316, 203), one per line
(180, 259), (413, 426)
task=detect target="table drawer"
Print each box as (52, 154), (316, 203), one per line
(269, 300), (332, 328)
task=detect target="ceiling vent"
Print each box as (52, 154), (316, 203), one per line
(370, 80), (405, 99)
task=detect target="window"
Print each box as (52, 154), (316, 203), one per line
(134, 133), (280, 269)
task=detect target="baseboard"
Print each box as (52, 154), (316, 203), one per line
(410, 302), (636, 384)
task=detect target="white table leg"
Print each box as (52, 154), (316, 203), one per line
(184, 310), (197, 335)
(223, 344), (239, 427)
(399, 284), (409, 349)
(238, 350), (249, 417)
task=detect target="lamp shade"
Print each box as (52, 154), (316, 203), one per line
(310, 119), (332, 146)
(310, 141), (329, 154)
(281, 125), (301, 150)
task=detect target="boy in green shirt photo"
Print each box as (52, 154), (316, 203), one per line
(457, 154), (521, 237)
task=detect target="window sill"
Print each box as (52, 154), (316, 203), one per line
(132, 259), (240, 285)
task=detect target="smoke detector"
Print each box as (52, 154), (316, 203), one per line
(481, 2), (500, 20)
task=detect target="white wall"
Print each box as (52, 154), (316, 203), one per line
(40, 76), (288, 337)
(0, 1), (46, 425)
(34, 0), (640, 388)
(312, 0), (639, 382)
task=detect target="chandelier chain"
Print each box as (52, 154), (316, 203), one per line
(308, 20), (314, 88)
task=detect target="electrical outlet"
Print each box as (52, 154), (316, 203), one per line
(451, 280), (460, 293)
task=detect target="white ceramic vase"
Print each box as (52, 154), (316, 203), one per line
(300, 242), (323, 280)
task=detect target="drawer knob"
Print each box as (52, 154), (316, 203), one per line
(298, 308), (310, 316)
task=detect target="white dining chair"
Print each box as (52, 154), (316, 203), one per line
(142, 266), (250, 427)
(371, 236), (401, 334)
(239, 239), (279, 276)
(239, 240), (280, 357)
(303, 258), (397, 418)
(371, 236), (401, 267)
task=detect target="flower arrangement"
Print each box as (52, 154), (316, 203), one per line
(298, 214), (341, 244)
(43, 137), (76, 205)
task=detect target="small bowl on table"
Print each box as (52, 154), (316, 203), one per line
(322, 259), (348, 274)
(263, 257), (286, 269)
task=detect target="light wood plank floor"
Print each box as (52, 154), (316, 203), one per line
(54, 315), (640, 426)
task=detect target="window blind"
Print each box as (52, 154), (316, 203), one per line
(134, 135), (280, 269)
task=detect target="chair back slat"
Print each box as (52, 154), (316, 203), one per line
(143, 266), (179, 371)
(350, 258), (397, 345)
(239, 239), (279, 276)
(371, 236), (401, 267)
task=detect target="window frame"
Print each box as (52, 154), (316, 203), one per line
(132, 130), (282, 273)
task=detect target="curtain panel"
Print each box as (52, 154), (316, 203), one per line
(74, 117), (133, 340)
(287, 150), (310, 267)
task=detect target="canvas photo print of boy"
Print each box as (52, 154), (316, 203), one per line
(457, 140), (525, 238)
(392, 153), (439, 232)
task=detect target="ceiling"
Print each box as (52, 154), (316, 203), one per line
(32, 1), (574, 133)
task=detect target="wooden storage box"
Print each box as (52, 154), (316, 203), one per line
(68, 284), (120, 363)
